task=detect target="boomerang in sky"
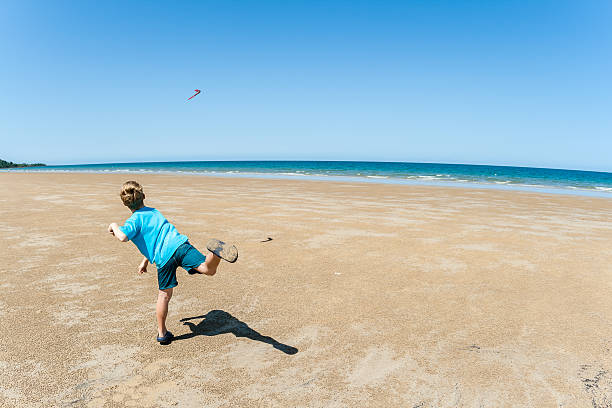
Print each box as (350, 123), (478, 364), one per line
(187, 89), (201, 101)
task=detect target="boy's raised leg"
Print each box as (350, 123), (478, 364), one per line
(195, 252), (221, 276)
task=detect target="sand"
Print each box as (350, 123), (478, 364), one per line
(1, 172), (612, 407)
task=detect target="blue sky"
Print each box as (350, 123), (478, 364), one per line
(1, 1), (611, 171)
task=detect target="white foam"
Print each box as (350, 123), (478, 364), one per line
(4, 167), (612, 199)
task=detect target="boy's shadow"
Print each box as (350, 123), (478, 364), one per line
(174, 310), (298, 355)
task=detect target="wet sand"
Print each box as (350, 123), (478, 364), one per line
(1, 172), (612, 407)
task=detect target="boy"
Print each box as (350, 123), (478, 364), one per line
(108, 180), (238, 345)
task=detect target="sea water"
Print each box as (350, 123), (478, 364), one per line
(5, 161), (612, 198)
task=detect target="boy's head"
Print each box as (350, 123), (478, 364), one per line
(120, 181), (145, 210)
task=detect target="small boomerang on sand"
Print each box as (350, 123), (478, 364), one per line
(187, 89), (201, 101)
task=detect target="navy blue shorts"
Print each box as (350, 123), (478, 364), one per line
(157, 241), (206, 290)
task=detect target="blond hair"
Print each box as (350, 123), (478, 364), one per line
(120, 181), (145, 210)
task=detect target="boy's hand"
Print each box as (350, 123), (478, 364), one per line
(108, 223), (128, 242)
(138, 258), (149, 274)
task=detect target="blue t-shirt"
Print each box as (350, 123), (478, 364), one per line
(119, 207), (188, 267)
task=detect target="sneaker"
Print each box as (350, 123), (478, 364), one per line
(156, 330), (174, 345)
(206, 239), (238, 263)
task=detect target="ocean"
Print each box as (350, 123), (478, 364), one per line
(4, 161), (612, 198)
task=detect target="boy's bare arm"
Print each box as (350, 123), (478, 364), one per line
(107, 224), (147, 272)
(107, 222), (128, 242)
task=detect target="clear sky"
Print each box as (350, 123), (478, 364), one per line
(1, 1), (611, 171)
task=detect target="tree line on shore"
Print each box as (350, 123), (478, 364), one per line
(0, 159), (46, 168)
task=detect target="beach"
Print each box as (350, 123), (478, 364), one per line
(1, 172), (612, 407)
